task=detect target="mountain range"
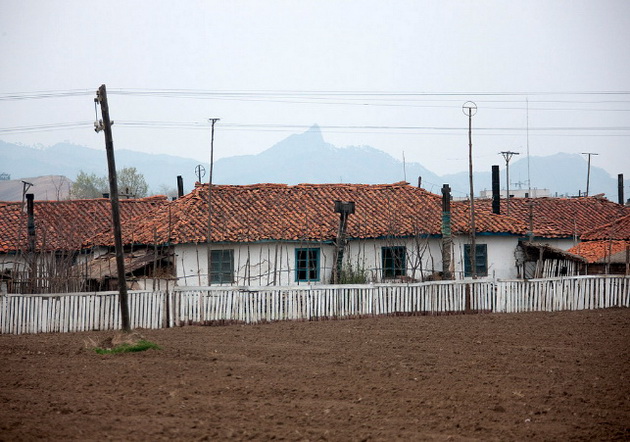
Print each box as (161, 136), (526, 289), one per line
(0, 125), (627, 202)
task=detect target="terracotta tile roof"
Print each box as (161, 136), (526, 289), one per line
(0, 196), (168, 253)
(568, 240), (630, 264)
(475, 196), (629, 239)
(580, 213), (630, 241)
(95, 182), (528, 246)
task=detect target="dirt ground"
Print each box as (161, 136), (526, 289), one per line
(1, 309), (629, 441)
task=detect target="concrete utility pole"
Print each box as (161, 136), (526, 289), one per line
(463, 102), (478, 279)
(582, 152), (598, 197)
(207, 118), (220, 285)
(95, 84), (130, 332)
(500, 151), (520, 216)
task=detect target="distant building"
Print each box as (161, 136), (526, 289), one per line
(0, 173), (10, 181)
(479, 188), (550, 199)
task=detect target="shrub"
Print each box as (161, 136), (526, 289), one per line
(94, 340), (160, 355)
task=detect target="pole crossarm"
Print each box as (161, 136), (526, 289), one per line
(500, 151), (520, 216)
(581, 152), (599, 197)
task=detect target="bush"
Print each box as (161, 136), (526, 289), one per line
(94, 340), (160, 354)
(339, 262), (368, 284)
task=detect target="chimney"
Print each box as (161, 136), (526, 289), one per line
(417, 176), (422, 188)
(491, 165), (500, 215)
(619, 174), (624, 205)
(441, 184), (452, 280)
(332, 201), (355, 284)
(177, 175), (184, 198)
(26, 193), (35, 253)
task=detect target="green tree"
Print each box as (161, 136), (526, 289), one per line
(118, 167), (148, 198)
(70, 168), (149, 199)
(70, 171), (108, 199)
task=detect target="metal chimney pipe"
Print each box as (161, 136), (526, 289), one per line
(491, 165), (501, 215)
(618, 174), (624, 205)
(177, 175), (184, 198)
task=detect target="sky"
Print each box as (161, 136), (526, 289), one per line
(1, 0), (629, 182)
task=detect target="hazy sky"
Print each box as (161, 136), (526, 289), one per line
(1, 0), (629, 181)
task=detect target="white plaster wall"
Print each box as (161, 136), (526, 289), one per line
(452, 236), (520, 280)
(174, 235), (521, 287)
(342, 237), (444, 282)
(534, 238), (579, 251)
(175, 242), (337, 287)
(0, 254), (27, 272)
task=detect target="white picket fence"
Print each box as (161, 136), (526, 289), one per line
(1, 276), (628, 334)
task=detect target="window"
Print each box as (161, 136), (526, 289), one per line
(382, 246), (406, 279)
(464, 244), (488, 277)
(210, 249), (234, 284)
(295, 248), (320, 282)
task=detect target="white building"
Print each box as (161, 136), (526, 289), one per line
(111, 182), (529, 286)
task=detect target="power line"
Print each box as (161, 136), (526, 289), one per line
(3, 120), (630, 135)
(0, 121), (92, 134)
(2, 89), (630, 115)
(0, 90), (93, 101)
(3, 88), (630, 100)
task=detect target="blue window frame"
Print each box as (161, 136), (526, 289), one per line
(210, 249), (234, 284)
(295, 248), (320, 282)
(382, 246), (406, 279)
(464, 244), (488, 277)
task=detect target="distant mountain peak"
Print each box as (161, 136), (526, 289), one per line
(265, 123), (330, 156)
(301, 123), (324, 144)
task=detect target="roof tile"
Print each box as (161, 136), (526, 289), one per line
(475, 196), (628, 238)
(0, 196), (168, 253)
(96, 183), (528, 246)
(568, 240), (630, 263)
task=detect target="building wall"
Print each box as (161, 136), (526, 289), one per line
(452, 235), (520, 280)
(533, 238), (579, 251)
(174, 235), (522, 287)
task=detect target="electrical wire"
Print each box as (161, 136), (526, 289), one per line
(0, 90), (94, 101)
(0, 121), (93, 134)
(4, 120), (630, 135)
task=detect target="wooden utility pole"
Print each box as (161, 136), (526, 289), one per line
(463, 102), (478, 279)
(207, 118), (220, 285)
(95, 84), (131, 332)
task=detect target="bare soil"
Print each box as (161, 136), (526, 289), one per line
(1, 309), (629, 441)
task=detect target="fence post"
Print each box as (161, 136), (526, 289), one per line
(465, 283), (472, 313)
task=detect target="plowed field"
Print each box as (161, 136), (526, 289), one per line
(1, 309), (629, 440)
